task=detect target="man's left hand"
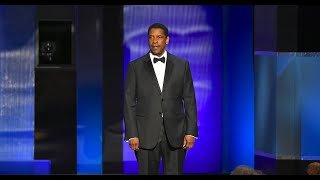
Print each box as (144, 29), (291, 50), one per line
(183, 135), (195, 149)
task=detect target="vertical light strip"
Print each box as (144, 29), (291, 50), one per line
(76, 5), (103, 174)
(222, 5), (254, 173)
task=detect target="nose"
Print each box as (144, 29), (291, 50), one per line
(152, 38), (158, 44)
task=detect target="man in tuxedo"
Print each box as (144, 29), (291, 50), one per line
(124, 23), (198, 175)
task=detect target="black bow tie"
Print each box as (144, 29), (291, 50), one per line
(153, 57), (165, 63)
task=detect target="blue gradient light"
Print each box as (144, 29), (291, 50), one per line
(222, 5), (254, 173)
(300, 55), (320, 159)
(0, 160), (50, 175)
(123, 5), (222, 174)
(75, 5), (103, 174)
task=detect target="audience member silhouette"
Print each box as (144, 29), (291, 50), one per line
(307, 162), (320, 175)
(230, 165), (263, 175)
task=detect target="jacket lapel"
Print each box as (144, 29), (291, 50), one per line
(143, 54), (162, 94)
(162, 52), (174, 94)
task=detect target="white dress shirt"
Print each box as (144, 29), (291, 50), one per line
(149, 51), (167, 92)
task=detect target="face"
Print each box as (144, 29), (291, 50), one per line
(148, 28), (169, 57)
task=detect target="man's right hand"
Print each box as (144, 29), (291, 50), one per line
(129, 137), (139, 150)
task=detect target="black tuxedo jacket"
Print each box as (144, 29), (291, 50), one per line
(124, 52), (198, 149)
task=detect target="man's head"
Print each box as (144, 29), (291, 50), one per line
(307, 162), (320, 175)
(148, 23), (169, 57)
(230, 165), (263, 175)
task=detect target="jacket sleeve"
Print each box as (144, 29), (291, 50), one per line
(183, 61), (198, 137)
(124, 62), (138, 140)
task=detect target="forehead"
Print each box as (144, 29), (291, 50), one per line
(149, 28), (165, 35)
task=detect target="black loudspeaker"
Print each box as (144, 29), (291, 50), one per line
(35, 6), (76, 174)
(35, 19), (76, 175)
(39, 21), (72, 65)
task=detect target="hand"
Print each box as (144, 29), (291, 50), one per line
(183, 135), (195, 149)
(129, 137), (139, 151)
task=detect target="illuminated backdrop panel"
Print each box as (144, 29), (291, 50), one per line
(255, 52), (320, 161)
(0, 5), (35, 161)
(123, 5), (223, 174)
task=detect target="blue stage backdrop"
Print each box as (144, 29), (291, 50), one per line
(0, 5), (50, 175)
(123, 5), (223, 174)
(0, 5), (35, 161)
(222, 5), (254, 173)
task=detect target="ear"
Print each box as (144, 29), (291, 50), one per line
(166, 36), (170, 45)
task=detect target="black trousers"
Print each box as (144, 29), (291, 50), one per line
(135, 119), (186, 175)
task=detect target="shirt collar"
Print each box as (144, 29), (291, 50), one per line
(149, 50), (167, 64)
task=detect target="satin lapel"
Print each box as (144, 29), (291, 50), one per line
(162, 53), (174, 94)
(143, 54), (162, 94)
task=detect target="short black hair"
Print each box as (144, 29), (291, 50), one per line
(148, 23), (169, 37)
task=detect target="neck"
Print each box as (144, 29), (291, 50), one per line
(151, 50), (166, 57)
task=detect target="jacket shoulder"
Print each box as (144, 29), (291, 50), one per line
(168, 53), (189, 65)
(128, 54), (148, 66)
